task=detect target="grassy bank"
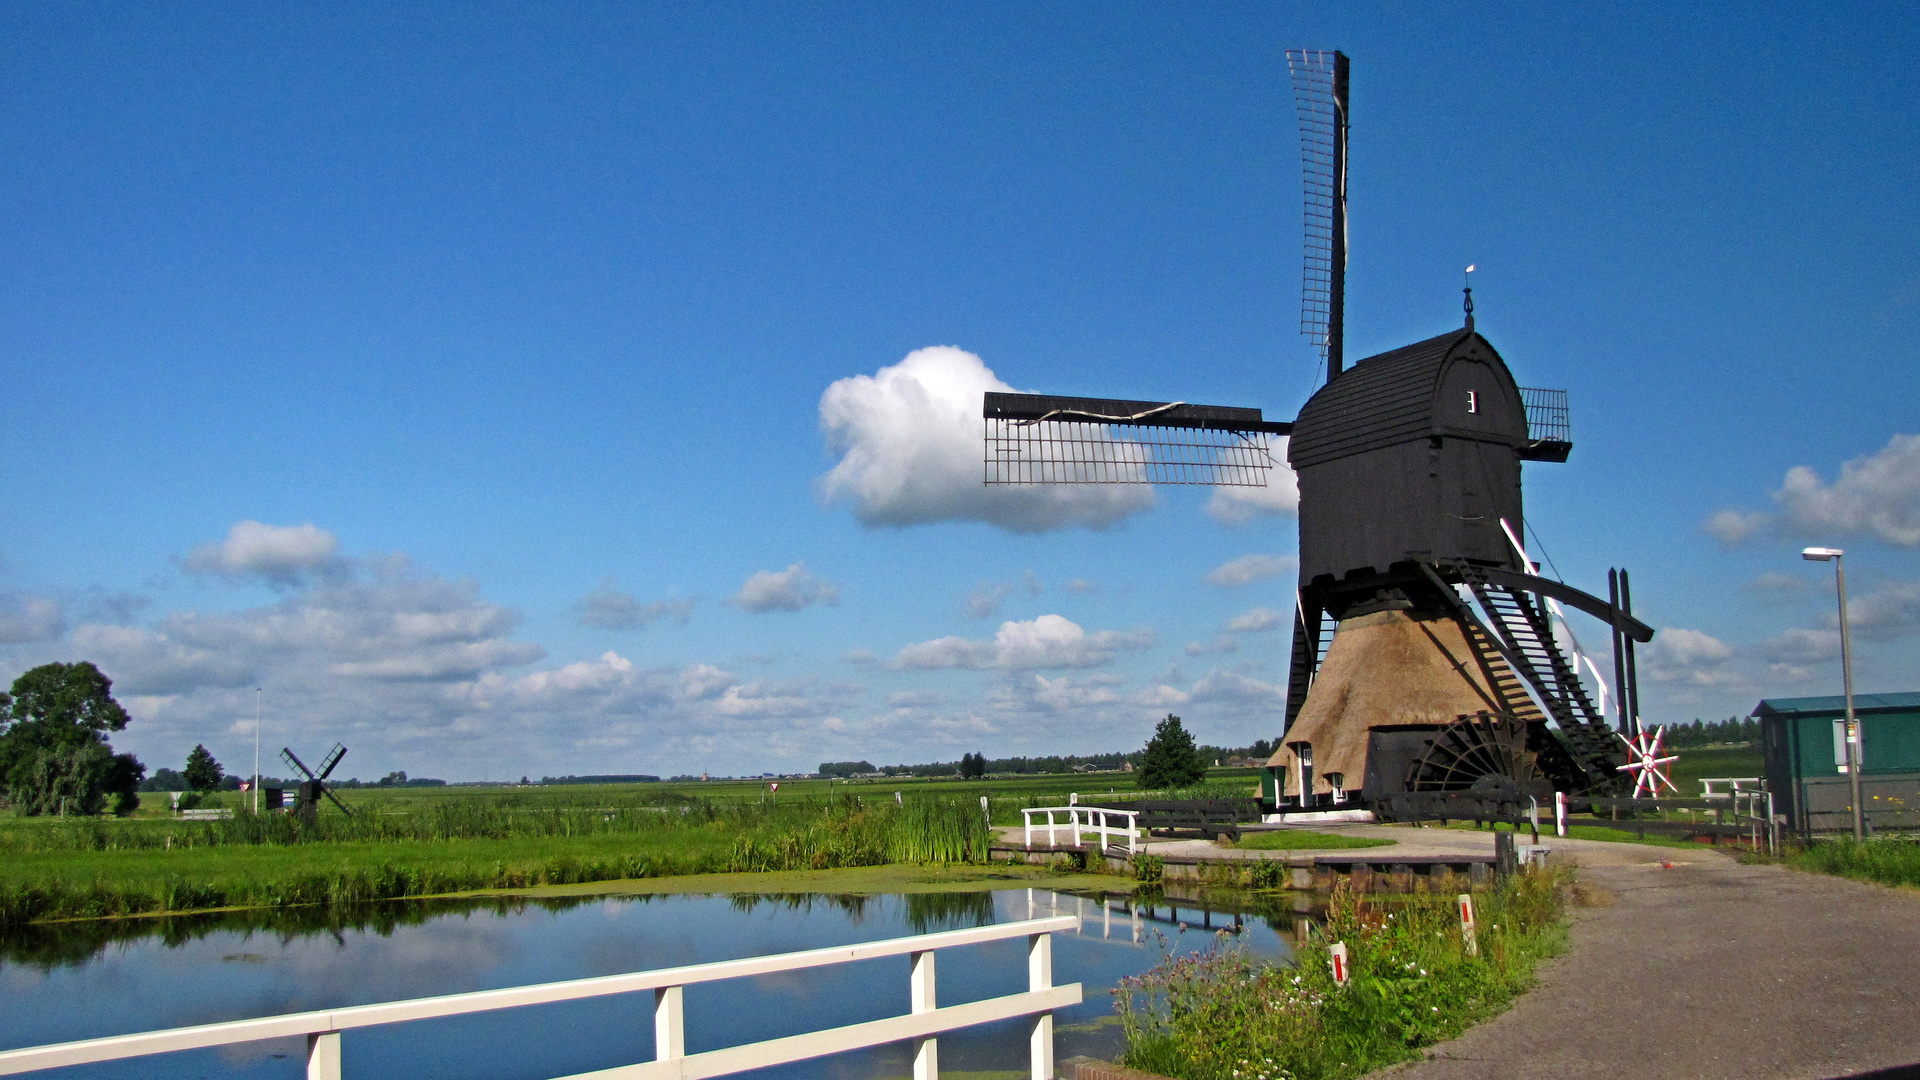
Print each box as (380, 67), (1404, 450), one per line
(1786, 836), (1920, 888)
(1115, 870), (1570, 1080)
(0, 796), (995, 925)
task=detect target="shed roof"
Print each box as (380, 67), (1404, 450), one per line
(1288, 328), (1519, 470)
(1751, 692), (1920, 718)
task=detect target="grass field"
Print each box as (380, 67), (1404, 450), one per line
(0, 770), (1257, 925)
(94, 769), (1263, 823)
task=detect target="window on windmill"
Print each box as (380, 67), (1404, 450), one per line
(1466, 390), (1479, 414)
(1325, 772), (1347, 804)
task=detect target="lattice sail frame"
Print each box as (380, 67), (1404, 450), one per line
(1286, 48), (1343, 362)
(983, 392), (1287, 487)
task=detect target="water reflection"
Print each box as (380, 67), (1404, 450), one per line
(2, 887), (1296, 1080)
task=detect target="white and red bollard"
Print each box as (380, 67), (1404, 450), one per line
(1458, 893), (1479, 957)
(1328, 942), (1350, 987)
(1554, 790), (1568, 838)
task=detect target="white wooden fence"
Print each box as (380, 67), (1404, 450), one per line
(0, 916), (1081, 1080)
(1021, 806), (1139, 854)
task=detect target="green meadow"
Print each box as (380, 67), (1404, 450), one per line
(0, 770), (1262, 925)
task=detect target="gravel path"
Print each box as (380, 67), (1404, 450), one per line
(1376, 839), (1920, 1080)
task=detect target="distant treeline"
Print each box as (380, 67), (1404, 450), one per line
(821, 740), (1278, 779)
(1663, 717), (1759, 748)
(138, 772), (449, 791)
(542, 774), (661, 785)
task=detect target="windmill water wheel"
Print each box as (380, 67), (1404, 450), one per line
(1404, 711), (1547, 799)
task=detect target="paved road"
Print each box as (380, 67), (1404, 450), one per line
(1378, 839), (1920, 1080)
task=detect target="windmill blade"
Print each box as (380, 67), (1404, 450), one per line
(316, 744), (347, 779)
(1285, 48), (1348, 376)
(982, 393), (1289, 487)
(321, 785), (354, 816)
(281, 747), (315, 780)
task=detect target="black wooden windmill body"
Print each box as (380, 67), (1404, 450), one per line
(981, 50), (1654, 814)
(281, 743), (352, 819)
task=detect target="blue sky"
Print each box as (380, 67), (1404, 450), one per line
(2, 2), (1915, 781)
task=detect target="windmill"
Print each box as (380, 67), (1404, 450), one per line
(981, 50), (1655, 816)
(281, 743), (353, 819)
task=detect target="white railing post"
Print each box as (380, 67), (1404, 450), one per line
(1026, 932), (1053, 1080)
(654, 985), (684, 1061)
(305, 1031), (340, 1080)
(910, 950), (937, 1080)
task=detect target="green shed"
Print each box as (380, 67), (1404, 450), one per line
(1755, 692), (1920, 834)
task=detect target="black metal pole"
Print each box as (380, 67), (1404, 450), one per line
(1609, 569), (1626, 734)
(1622, 570), (1642, 738)
(1327, 51), (1348, 380)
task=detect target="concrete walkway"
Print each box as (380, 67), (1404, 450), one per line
(1377, 838), (1920, 1080)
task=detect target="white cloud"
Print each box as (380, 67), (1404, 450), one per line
(575, 580), (695, 630)
(1704, 509), (1768, 546)
(1186, 668), (1286, 710)
(1227, 607), (1285, 633)
(1133, 683), (1190, 708)
(731, 563), (840, 613)
(1206, 436), (1299, 525)
(1763, 628), (1839, 665)
(1774, 433), (1920, 546)
(992, 673), (1124, 714)
(1758, 579), (1920, 662)
(67, 622), (259, 695)
(1206, 554), (1296, 587)
(964, 584), (1011, 619)
(182, 521), (342, 584)
(0, 595), (64, 643)
(890, 614), (1153, 671)
(817, 346), (1155, 533)
(1641, 627), (1742, 687)
(1843, 578), (1920, 640)
(1184, 635), (1238, 657)
(678, 663), (734, 700)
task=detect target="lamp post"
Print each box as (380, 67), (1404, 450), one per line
(253, 688), (261, 815)
(1801, 547), (1862, 841)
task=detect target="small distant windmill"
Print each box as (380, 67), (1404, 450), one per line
(281, 743), (353, 819)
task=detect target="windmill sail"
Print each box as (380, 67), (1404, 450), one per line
(1286, 49), (1348, 377)
(983, 392), (1288, 486)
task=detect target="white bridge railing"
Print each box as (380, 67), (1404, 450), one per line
(0, 916), (1081, 1080)
(1022, 806), (1140, 854)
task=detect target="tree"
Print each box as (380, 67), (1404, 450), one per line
(0, 661), (144, 815)
(959, 752), (986, 779)
(140, 767), (189, 792)
(184, 744), (225, 792)
(1137, 714), (1206, 791)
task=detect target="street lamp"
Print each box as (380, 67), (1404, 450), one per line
(1801, 547), (1863, 841)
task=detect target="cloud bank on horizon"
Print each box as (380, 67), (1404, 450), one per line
(11, 520), (1294, 779)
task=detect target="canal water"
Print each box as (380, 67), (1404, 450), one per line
(2, 888), (1296, 1080)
